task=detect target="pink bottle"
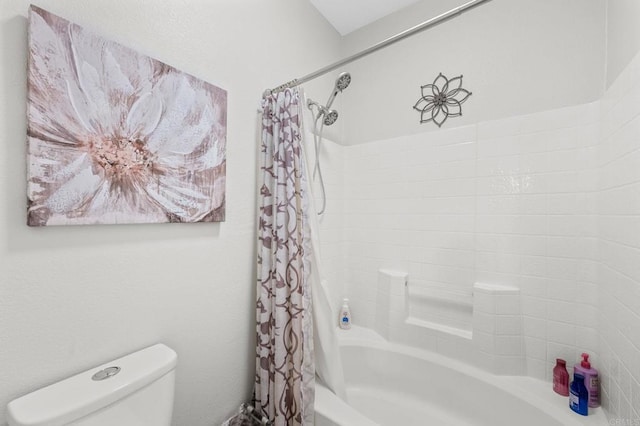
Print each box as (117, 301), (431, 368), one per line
(553, 358), (569, 396)
(574, 353), (600, 407)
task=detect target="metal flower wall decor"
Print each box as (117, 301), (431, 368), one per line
(413, 73), (472, 127)
(27, 6), (227, 226)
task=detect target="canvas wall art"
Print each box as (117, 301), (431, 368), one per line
(27, 6), (227, 226)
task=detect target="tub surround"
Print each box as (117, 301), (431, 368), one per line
(315, 326), (608, 425)
(322, 100), (600, 383)
(317, 48), (640, 425)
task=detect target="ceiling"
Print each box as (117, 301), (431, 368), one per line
(309, 0), (423, 35)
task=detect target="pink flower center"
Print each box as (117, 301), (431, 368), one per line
(89, 138), (154, 182)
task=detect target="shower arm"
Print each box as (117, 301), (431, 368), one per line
(264, 0), (493, 96)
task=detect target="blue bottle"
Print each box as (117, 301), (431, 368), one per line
(569, 373), (589, 416)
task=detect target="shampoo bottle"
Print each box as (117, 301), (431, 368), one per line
(553, 359), (569, 396)
(339, 298), (352, 330)
(569, 372), (589, 416)
(574, 353), (600, 407)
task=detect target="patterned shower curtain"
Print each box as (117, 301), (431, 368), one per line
(255, 88), (314, 425)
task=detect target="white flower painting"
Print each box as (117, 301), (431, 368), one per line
(27, 6), (227, 226)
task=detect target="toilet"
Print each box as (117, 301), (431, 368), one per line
(6, 344), (177, 426)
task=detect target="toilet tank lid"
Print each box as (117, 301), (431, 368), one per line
(7, 343), (177, 426)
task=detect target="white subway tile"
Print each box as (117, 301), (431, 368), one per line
(548, 193), (591, 215)
(496, 315), (522, 335)
(526, 358), (547, 381)
(517, 276), (548, 298)
(547, 342), (578, 368)
(547, 299), (578, 324)
(546, 321), (576, 345)
(494, 355), (524, 375)
(495, 295), (521, 315)
(522, 296), (547, 319)
(473, 311), (496, 333)
(524, 336), (547, 360)
(474, 330), (495, 353)
(546, 279), (578, 302)
(474, 350), (496, 373)
(519, 255), (547, 277)
(474, 291), (496, 314)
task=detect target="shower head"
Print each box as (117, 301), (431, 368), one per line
(325, 72), (351, 110)
(306, 72), (351, 127)
(323, 110), (339, 126)
(335, 72), (352, 92)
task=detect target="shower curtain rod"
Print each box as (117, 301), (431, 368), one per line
(265, 0), (493, 95)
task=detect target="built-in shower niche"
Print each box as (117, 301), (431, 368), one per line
(405, 282), (472, 340)
(373, 270), (524, 375)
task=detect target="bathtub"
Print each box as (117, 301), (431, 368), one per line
(315, 326), (607, 426)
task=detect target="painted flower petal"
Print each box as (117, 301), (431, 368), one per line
(28, 137), (90, 191)
(42, 155), (103, 214)
(27, 137), (103, 224)
(125, 91), (164, 140)
(78, 62), (114, 133)
(147, 73), (225, 156)
(68, 22), (156, 136)
(197, 137), (225, 169)
(78, 180), (167, 224)
(143, 163), (225, 222)
(146, 130), (225, 222)
(28, 10), (92, 142)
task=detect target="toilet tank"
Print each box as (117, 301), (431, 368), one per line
(7, 344), (177, 426)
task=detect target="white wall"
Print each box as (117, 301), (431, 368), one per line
(0, 2), (341, 425)
(339, 0), (606, 145)
(605, 0), (640, 87)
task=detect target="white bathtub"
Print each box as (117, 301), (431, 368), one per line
(315, 327), (607, 426)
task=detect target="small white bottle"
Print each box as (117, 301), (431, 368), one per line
(339, 298), (352, 330)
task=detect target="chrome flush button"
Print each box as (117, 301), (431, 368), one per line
(91, 366), (121, 381)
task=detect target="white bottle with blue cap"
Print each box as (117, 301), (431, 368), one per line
(339, 298), (352, 329)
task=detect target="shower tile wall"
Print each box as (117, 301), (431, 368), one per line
(598, 51), (640, 421)
(325, 102), (600, 383)
(315, 52), (640, 422)
(344, 125), (477, 331)
(475, 104), (600, 381)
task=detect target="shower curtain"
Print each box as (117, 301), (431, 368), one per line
(255, 87), (346, 426)
(255, 88), (314, 425)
